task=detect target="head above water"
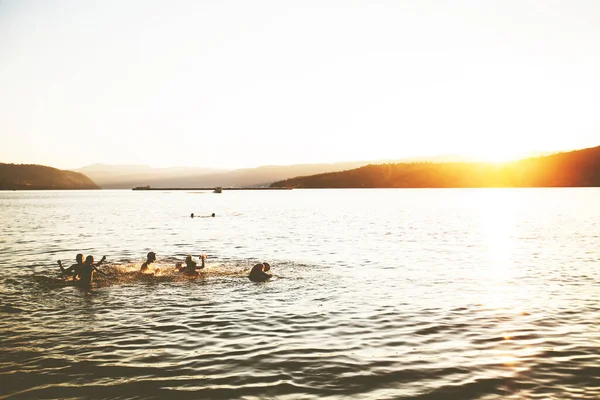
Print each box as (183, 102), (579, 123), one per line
(262, 262), (270, 271)
(185, 255), (199, 269)
(147, 252), (156, 262)
(76, 254), (84, 264)
(85, 255), (94, 265)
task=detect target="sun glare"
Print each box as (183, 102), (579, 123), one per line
(467, 148), (528, 163)
(480, 190), (517, 281)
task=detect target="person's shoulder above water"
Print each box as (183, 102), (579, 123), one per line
(140, 251), (156, 272)
(249, 262), (272, 282)
(57, 253), (85, 278)
(75, 255), (108, 287)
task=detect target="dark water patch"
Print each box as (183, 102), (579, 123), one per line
(0, 303), (24, 313)
(411, 376), (514, 400)
(413, 322), (471, 336)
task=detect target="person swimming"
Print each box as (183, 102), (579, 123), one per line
(58, 253), (85, 280)
(249, 262), (272, 282)
(76, 255), (108, 287)
(178, 254), (206, 276)
(140, 252), (156, 272)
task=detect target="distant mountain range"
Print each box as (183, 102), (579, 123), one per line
(270, 146), (600, 188)
(76, 155), (494, 189)
(76, 160), (407, 189)
(75, 164), (228, 189)
(0, 163), (100, 190)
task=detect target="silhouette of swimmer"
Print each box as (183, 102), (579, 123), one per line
(140, 252), (156, 272)
(190, 213), (214, 218)
(77, 255), (108, 287)
(58, 253), (85, 280)
(249, 262), (272, 282)
(177, 254), (206, 276)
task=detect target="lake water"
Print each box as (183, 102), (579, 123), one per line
(1, 188), (599, 399)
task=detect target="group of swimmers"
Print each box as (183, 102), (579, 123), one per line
(57, 251), (273, 287)
(138, 251), (207, 276)
(58, 254), (108, 286)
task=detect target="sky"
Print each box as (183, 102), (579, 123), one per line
(1, 0), (599, 170)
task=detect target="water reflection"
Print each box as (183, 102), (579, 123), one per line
(478, 190), (518, 281)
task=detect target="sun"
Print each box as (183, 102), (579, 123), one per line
(465, 146), (531, 163)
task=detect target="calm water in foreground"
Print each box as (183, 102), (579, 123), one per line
(1, 188), (599, 399)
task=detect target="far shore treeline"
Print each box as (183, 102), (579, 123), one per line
(3, 145), (600, 190)
(270, 146), (600, 188)
(0, 163), (100, 190)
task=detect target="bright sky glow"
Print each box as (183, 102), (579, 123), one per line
(1, 0), (599, 169)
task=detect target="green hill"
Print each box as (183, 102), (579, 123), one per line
(0, 163), (100, 190)
(271, 146), (600, 188)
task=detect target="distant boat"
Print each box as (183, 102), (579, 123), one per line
(213, 187), (222, 193)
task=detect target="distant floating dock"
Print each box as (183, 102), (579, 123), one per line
(132, 186), (292, 191)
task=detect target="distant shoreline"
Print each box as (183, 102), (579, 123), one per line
(1, 188), (101, 191)
(132, 187), (293, 191)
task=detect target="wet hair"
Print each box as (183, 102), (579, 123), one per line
(262, 262), (270, 271)
(76, 254), (84, 263)
(147, 252), (156, 261)
(85, 255), (94, 264)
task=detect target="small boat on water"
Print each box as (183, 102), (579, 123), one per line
(213, 187), (222, 193)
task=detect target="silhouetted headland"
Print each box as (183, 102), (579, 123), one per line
(0, 163), (100, 190)
(270, 146), (600, 188)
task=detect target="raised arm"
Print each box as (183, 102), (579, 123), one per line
(199, 254), (206, 269)
(93, 265), (108, 275)
(93, 256), (108, 275)
(58, 260), (78, 275)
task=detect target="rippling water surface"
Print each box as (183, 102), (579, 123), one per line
(1, 188), (599, 399)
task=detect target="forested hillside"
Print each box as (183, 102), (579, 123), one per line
(271, 146), (600, 188)
(0, 163), (100, 190)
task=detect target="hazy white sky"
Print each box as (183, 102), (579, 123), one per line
(1, 0), (599, 169)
